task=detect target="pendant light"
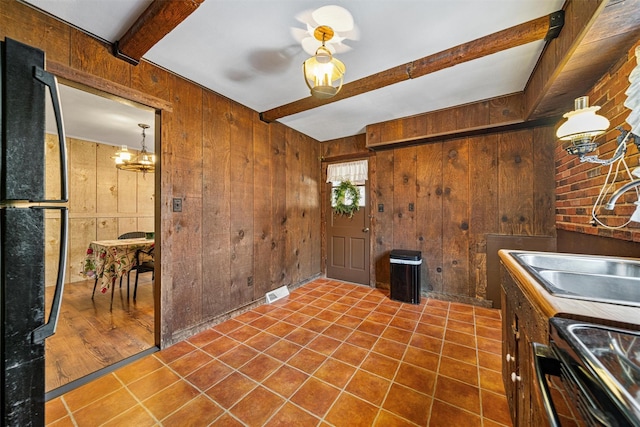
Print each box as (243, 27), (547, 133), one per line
(303, 25), (346, 99)
(115, 123), (155, 174)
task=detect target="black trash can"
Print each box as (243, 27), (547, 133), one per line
(390, 250), (422, 304)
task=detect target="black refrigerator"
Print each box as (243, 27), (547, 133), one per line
(1, 38), (68, 425)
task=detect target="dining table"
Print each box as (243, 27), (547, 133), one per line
(81, 238), (155, 306)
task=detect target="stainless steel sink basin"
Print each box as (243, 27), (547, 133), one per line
(536, 270), (640, 306)
(514, 253), (640, 277)
(511, 252), (640, 308)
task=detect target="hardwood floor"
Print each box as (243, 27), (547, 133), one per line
(45, 274), (155, 393)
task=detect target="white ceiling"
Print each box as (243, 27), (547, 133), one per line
(45, 85), (156, 152)
(28, 0), (565, 144)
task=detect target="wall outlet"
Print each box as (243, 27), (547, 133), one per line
(247, 276), (254, 287)
(172, 198), (182, 212)
(409, 203), (414, 211)
(378, 204), (384, 212)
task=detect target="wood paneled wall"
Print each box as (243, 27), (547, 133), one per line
(44, 134), (154, 287)
(321, 127), (557, 305)
(366, 94), (524, 149)
(2, 1), (321, 346)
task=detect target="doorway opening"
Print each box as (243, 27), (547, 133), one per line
(43, 83), (158, 396)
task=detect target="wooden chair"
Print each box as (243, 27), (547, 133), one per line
(118, 231), (146, 239)
(130, 246), (155, 301)
(117, 231), (147, 293)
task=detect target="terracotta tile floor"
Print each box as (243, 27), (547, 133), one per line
(45, 278), (512, 427)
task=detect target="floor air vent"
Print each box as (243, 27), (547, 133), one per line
(265, 286), (289, 304)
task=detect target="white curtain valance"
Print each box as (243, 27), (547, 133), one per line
(327, 160), (368, 183)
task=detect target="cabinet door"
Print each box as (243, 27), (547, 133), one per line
(501, 288), (518, 425)
(501, 263), (552, 427)
(518, 328), (532, 426)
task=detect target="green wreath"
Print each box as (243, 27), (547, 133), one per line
(333, 181), (361, 217)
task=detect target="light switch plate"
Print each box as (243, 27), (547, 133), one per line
(172, 198), (182, 212)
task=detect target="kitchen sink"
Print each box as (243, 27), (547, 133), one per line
(514, 253), (640, 277)
(511, 252), (640, 308)
(536, 270), (640, 305)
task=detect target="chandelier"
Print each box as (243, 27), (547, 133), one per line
(114, 123), (155, 174)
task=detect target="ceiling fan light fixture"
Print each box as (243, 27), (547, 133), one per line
(303, 54), (345, 99)
(311, 5), (354, 33)
(303, 25), (346, 99)
(314, 45), (332, 63)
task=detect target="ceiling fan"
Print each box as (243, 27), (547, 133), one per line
(291, 5), (359, 56)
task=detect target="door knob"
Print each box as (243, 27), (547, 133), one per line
(362, 227), (370, 233)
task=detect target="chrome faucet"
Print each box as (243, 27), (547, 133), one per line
(605, 179), (640, 210)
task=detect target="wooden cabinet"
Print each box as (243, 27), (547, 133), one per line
(499, 249), (640, 426)
(500, 265), (550, 427)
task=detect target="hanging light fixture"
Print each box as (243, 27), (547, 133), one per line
(114, 123), (155, 174)
(556, 96), (610, 156)
(303, 25), (346, 99)
(113, 145), (131, 165)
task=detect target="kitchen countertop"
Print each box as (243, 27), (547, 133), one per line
(499, 249), (640, 331)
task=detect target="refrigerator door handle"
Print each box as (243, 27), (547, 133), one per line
(33, 66), (68, 203)
(32, 207), (68, 344)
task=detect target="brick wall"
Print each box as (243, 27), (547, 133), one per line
(556, 40), (640, 242)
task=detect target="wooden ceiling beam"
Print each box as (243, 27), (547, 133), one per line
(114, 0), (205, 65)
(260, 11), (564, 123)
(526, 0), (640, 120)
(410, 13), (558, 79)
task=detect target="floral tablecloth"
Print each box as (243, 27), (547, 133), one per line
(81, 238), (155, 294)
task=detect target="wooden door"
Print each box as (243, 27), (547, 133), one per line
(326, 181), (370, 284)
